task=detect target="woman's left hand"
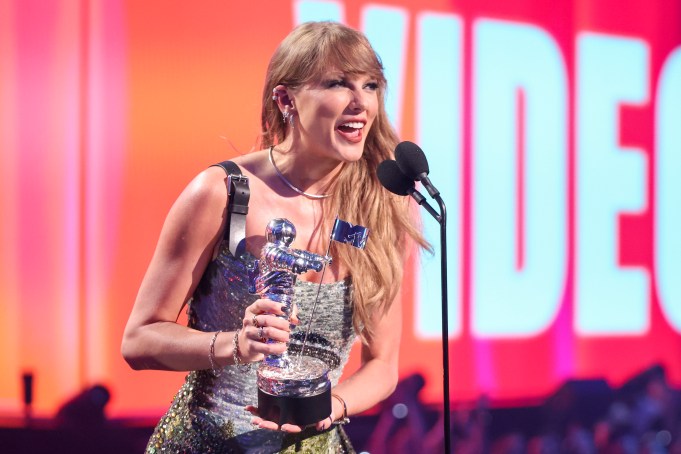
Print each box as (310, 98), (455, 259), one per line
(244, 405), (335, 433)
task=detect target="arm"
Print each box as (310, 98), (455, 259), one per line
(329, 291), (402, 419)
(121, 167), (291, 371)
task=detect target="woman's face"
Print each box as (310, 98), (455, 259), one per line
(289, 70), (380, 163)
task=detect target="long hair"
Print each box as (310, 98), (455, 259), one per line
(259, 22), (429, 341)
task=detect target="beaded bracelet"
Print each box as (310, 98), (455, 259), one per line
(232, 329), (251, 372)
(331, 393), (350, 425)
(208, 330), (223, 374)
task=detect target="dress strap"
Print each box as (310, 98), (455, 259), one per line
(211, 161), (250, 257)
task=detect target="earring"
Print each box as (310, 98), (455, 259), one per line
(289, 113), (295, 128)
(272, 88), (278, 102)
(282, 110), (289, 124)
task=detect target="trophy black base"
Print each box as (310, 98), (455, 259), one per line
(257, 387), (331, 427)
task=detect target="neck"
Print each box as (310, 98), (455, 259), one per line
(270, 144), (343, 195)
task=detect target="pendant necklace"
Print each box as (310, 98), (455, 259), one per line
(268, 146), (331, 199)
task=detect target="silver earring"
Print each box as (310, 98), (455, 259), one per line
(282, 111), (289, 123)
(289, 113), (295, 128)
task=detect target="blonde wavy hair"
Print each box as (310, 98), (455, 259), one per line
(259, 22), (429, 341)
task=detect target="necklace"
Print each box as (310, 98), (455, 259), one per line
(268, 146), (331, 199)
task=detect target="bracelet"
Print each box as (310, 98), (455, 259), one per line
(232, 329), (251, 372)
(331, 393), (350, 425)
(208, 330), (223, 374)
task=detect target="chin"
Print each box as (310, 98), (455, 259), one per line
(338, 152), (364, 164)
(336, 143), (366, 162)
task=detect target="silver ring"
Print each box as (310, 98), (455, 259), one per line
(252, 314), (260, 328)
(258, 326), (265, 341)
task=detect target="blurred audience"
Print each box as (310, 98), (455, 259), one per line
(361, 364), (681, 453)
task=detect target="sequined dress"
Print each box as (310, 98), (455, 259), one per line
(145, 241), (358, 454)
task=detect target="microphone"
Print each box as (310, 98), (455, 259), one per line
(377, 159), (441, 222)
(395, 141), (440, 198)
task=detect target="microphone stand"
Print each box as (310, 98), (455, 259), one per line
(417, 191), (450, 453)
(430, 193), (450, 454)
(380, 157), (451, 451)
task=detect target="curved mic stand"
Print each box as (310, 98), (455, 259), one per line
(422, 192), (450, 454)
(433, 194), (451, 454)
(411, 190), (451, 453)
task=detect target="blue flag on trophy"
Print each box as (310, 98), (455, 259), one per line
(330, 218), (369, 249)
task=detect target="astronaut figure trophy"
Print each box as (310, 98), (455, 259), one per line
(248, 218), (333, 426)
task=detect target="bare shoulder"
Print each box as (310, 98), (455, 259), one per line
(185, 150), (272, 216)
(229, 150), (270, 181)
(229, 149), (268, 166)
(181, 166), (231, 206)
(163, 166), (233, 238)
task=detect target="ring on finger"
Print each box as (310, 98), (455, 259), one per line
(258, 326), (266, 342)
(252, 314), (260, 328)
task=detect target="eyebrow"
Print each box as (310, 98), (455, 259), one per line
(320, 71), (344, 79)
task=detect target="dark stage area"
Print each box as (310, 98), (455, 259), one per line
(2, 364), (679, 453)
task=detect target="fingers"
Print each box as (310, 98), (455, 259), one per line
(239, 327), (287, 359)
(290, 303), (300, 326)
(245, 323), (290, 344)
(239, 299), (293, 361)
(252, 417), (280, 431)
(245, 406), (302, 433)
(243, 300), (291, 334)
(280, 423), (303, 433)
(248, 313), (291, 337)
(247, 298), (287, 317)
(316, 414), (334, 431)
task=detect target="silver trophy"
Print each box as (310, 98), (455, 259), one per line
(248, 218), (333, 426)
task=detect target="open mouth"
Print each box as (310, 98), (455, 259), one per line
(336, 121), (364, 142)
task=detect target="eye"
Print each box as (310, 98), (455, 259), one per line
(326, 79), (346, 88)
(364, 82), (379, 91)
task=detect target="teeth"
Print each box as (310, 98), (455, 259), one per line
(340, 122), (363, 129)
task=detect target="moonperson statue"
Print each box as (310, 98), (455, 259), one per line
(249, 218), (334, 426)
(251, 218), (331, 369)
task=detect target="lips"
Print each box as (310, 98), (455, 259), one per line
(336, 121), (365, 143)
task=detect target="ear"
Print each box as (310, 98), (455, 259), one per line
(272, 84), (295, 111)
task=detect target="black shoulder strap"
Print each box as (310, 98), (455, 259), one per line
(211, 160), (250, 257)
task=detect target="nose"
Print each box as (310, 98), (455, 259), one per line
(350, 88), (367, 111)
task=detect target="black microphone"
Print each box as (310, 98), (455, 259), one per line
(395, 141), (440, 198)
(377, 159), (441, 222)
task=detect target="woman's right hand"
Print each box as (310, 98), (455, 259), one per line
(238, 298), (299, 363)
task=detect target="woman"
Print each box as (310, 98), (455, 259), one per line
(122, 21), (427, 453)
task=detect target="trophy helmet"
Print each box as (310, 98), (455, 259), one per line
(266, 218), (296, 246)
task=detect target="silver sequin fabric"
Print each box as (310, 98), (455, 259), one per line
(145, 240), (358, 454)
